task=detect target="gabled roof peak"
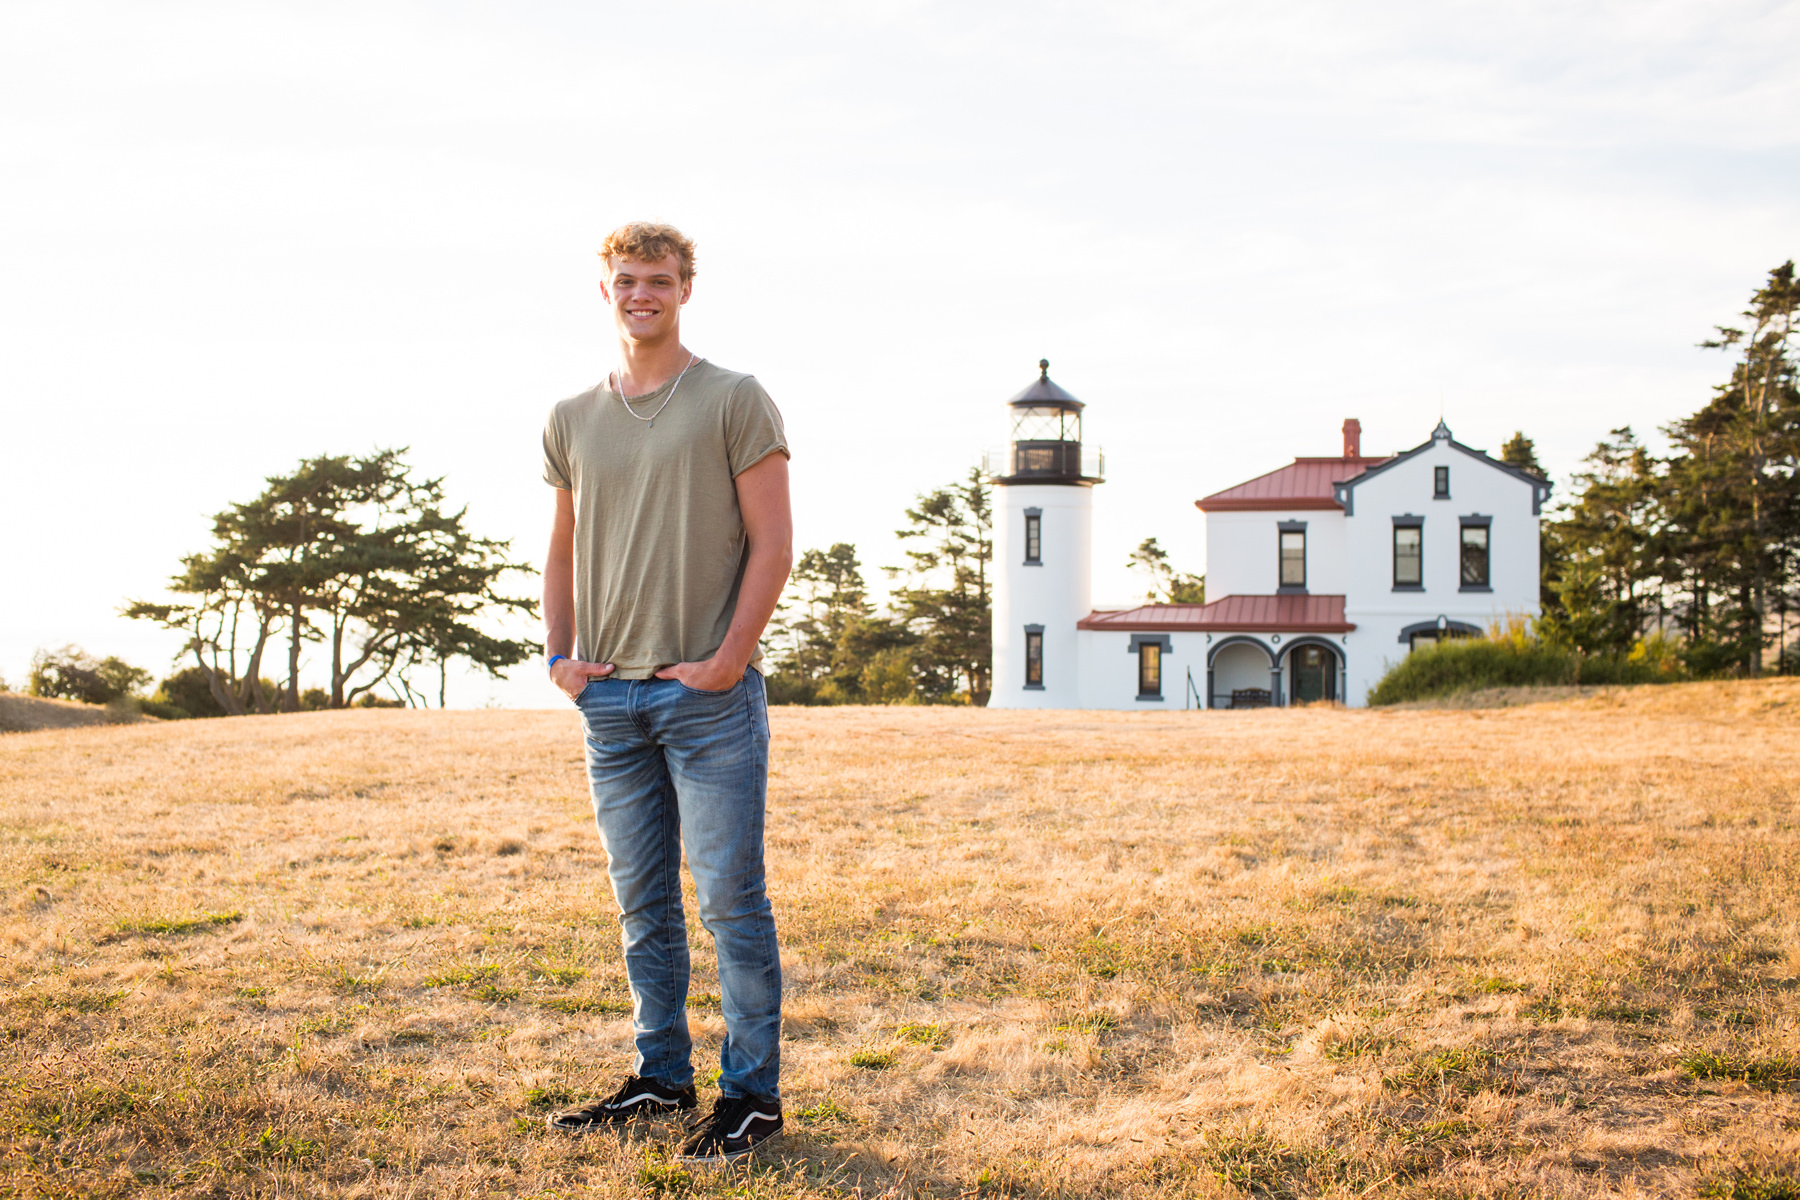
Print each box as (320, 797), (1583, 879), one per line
(1432, 419), (1453, 441)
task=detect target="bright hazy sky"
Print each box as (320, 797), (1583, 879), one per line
(4, 0), (1796, 708)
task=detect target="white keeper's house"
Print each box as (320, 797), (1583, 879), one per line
(986, 362), (1553, 710)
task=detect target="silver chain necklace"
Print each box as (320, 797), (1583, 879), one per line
(613, 354), (698, 428)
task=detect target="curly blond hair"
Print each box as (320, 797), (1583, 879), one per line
(598, 222), (696, 282)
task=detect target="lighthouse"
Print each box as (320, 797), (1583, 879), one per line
(987, 360), (1104, 709)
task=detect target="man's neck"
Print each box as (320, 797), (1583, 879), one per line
(615, 334), (693, 396)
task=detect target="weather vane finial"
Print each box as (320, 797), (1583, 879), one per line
(1039, 358), (1049, 380)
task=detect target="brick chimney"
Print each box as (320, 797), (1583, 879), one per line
(1342, 418), (1362, 459)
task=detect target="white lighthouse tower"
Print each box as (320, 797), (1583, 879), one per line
(988, 360), (1104, 709)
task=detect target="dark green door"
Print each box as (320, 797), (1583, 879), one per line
(1292, 646), (1334, 704)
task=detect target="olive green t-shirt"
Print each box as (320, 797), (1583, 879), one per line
(542, 360), (788, 678)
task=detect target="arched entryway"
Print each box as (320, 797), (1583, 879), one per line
(1280, 638), (1343, 705)
(1205, 636), (1275, 708)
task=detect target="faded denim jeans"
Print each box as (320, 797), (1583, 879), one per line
(573, 670), (781, 1100)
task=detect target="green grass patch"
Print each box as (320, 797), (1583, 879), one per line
(51, 988), (125, 1013)
(112, 910), (242, 938)
(1384, 1046), (1499, 1092)
(796, 1097), (855, 1126)
(1323, 1033), (1395, 1062)
(538, 996), (631, 1015)
(251, 1126), (319, 1162)
(1199, 1124), (1320, 1199)
(895, 1022), (949, 1049)
(1698, 1169), (1800, 1199)
(1680, 1051), (1800, 1090)
(523, 1085), (580, 1111)
(422, 964), (501, 989)
(849, 1049), (895, 1069)
(529, 964), (586, 987)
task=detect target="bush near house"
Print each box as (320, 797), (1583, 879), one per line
(1368, 619), (1687, 705)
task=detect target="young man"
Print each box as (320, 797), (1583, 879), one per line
(539, 222), (793, 1162)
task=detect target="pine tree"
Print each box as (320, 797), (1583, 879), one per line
(888, 468), (994, 705)
(1664, 261), (1800, 674)
(1126, 537), (1205, 604)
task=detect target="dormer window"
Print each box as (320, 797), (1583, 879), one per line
(1434, 466), (1450, 498)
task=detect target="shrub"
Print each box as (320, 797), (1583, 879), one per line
(762, 672), (825, 706)
(151, 667), (228, 719)
(1367, 619), (1685, 705)
(28, 645), (151, 705)
(136, 697), (192, 720)
(354, 693), (406, 709)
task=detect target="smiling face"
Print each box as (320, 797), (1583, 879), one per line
(600, 253), (691, 345)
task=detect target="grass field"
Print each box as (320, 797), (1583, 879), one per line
(3, 681), (1798, 1198)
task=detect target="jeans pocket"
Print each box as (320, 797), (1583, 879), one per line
(677, 677), (740, 698)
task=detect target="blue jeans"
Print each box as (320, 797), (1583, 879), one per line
(573, 670), (781, 1100)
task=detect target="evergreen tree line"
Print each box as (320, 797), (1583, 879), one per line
(1531, 261), (1800, 676)
(764, 469), (996, 706)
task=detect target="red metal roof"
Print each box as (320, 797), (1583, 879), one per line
(1077, 594), (1354, 633)
(1196, 456), (1390, 512)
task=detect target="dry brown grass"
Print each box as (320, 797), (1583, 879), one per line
(0, 692), (148, 734)
(2, 680), (1798, 1199)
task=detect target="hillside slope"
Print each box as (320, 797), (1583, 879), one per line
(0, 690), (148, 733)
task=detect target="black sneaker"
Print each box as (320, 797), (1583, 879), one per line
(544, 1075), (698, 1132)
(677, 1093), (784, 1162)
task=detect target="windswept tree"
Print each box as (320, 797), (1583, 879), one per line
(126, 450), (537, 712)
(887, 467), (994, 705)
(1126, 536), (1205, 604)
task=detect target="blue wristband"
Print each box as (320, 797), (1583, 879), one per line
(547, 654), (568, 674)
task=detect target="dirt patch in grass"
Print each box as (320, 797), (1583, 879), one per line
(1, 678), (1797, 1197)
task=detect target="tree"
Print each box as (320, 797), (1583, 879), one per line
(1501, 432), (1545, 477)
(766, 543), (871, 696)
(1126, 536), (1205, 604)
(887, 468), (994, 705)
(127, 450), (537, 712)
(27, 646), (151, 705)
(1665, 260), (1800, 675)
(1540, 428), (1663, 656)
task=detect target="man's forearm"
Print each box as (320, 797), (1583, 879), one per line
(543, 488), (577, 661)
(543, 558), (576, 660)
(714, 541), (792, 672)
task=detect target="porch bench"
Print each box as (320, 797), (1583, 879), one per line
(1230, 688), (1271, 709)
